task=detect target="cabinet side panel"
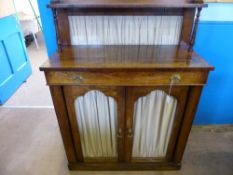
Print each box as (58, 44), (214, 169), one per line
(49, 86), (77, 162)
(174, 86), (203, 163)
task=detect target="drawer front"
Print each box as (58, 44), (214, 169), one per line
(45, 70), (208, 86)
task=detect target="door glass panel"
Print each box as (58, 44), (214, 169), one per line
(74, 90), (117, 158)
(132, 90), (177, 158)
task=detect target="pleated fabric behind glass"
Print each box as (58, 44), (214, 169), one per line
(68, 16), (183, 45)
(74, 90), (117, 158)
(132, 90), (177, 158)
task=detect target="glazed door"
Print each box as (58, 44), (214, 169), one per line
(125, 86), (189, 162)
(64, 86), (125, 162)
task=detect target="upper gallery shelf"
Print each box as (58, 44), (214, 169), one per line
(48, 0), (207, 9)
(40, 45), (214, 71)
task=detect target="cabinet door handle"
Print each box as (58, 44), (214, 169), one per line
(127, 128), (133, 138)
(72, 75), (84, 81)
(117, 128), (123, 138)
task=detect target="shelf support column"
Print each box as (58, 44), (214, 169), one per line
(188, 7), (202, 52)
(52, 8), (62, 52)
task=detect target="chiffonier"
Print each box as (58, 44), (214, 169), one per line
(40, 0), (214, 170)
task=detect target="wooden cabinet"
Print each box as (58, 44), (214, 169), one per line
(44, 72), (210, 170)
(40, 0), (214, 171)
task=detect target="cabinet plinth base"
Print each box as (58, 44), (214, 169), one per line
(68, 162), (181, 171)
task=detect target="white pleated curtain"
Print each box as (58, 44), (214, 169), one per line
(132, 90), (177, 158)
(68, 16), (183, 45)
(74, 90), (117, 158)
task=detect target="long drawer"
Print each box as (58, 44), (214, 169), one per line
(44, 70), (209, 86)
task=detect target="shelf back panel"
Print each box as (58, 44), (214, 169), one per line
(68, 16), (183, 45)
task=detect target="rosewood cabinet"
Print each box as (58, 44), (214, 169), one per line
(40, 0), (214, 171)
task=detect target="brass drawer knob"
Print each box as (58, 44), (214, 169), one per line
(170, 74), (181, 83)
(72, 75), (84, 81)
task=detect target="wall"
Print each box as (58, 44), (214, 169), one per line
(14, 0), (39, 15)
(194, 3), (233, 124)
(37, 1), (233, 124)
(37, 0), (57, 56)
(200, 2), (233, 21)
(0, 0), (15, 18)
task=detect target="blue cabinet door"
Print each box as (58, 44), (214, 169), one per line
(0, 15), (32, 104)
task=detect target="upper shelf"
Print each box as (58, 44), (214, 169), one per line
(48, 0), (207, 9)
(40, 45), (214, 71)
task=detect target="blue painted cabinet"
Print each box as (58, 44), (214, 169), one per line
(0, 15), (32, 104)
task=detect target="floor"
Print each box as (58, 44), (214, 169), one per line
(0, 34), (233, 175)
(0, 108), (232, 175)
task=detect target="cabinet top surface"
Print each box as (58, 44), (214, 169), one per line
(49, 0), (206, 9)
(40, 45), (214, 71)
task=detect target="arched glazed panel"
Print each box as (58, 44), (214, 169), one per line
(74, 90), (118, 158)
(132, 90), (177, 158)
